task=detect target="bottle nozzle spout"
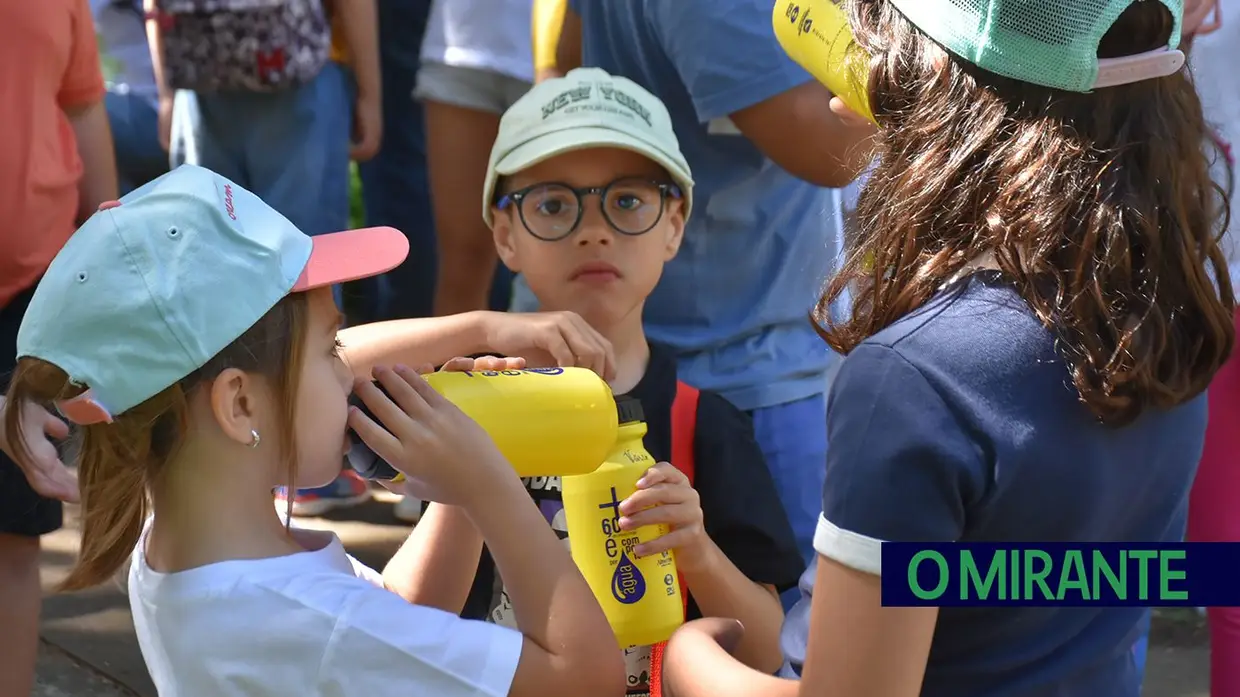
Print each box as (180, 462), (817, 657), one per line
(615, 396), (645, 425)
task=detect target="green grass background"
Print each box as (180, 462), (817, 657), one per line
(349, 163), (365, 228)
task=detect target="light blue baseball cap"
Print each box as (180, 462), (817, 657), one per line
(16, 164), (409, 425)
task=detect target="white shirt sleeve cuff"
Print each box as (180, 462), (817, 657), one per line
(813, 514), (885, 576)
(476, 624), (524, 697)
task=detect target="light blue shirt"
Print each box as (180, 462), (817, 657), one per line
(513, 0), (844, 412)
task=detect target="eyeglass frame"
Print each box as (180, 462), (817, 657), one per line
(494, 177), (684, 241)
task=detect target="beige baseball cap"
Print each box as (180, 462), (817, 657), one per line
(482, 67), (694, 226)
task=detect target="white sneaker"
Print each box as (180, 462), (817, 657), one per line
(393, 495), (424, 524)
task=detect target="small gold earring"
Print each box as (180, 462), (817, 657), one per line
(249, 429), (261, 449)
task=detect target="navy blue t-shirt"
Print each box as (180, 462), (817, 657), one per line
(782, 272), (1205, 696)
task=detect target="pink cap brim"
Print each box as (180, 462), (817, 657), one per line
(56, 389), (113, 426)
(292, 226), (410, 292)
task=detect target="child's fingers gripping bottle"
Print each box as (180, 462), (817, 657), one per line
(347, 366), (618, 481)
(772, 0), (876, 124)
(561, 396), (684, 649)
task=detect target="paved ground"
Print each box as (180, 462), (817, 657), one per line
(33, 492), (1211, 696)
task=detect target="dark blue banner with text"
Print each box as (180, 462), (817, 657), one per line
(880, 543), (1240, 607)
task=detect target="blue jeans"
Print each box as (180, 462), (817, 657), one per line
(173, 62), (353, 237)
(1135, 610), (1145, 679)
(105, 91), (167, 195)
(1134, 629), (1148, 678)
(749, 393), (829, 610)
(351, 0), (437, 323)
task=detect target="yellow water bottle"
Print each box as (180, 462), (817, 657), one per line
(348, 366), (618, 481)
(561, 396), (684, 648)
(773, 0), (876, 124)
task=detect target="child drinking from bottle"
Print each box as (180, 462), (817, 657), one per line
(396, 67), (806, 696)
(659, 1), (1233, 697)
(1, 164), (625, 697)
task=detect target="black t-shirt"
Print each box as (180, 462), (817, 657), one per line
(461, 342), (804, 694)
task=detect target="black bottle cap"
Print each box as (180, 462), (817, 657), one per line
(616, 396), (645, 425)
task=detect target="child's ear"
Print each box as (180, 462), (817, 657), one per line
(662, 198), (687, 262)
(491, 209), (521, 273)
(206, 368), (264, 448)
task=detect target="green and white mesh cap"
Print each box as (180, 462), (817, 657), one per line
(888, 0), (1186, 92)
(483, 67), (694, 226)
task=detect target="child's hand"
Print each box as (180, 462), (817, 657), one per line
(349, 365), (510, 505)
(0, 397), (76, 503)
(1184, 0), (1222, 37)
(480, 310), (616, 382)
(439, 355), (527, 373)
(830, 96), (873, 129)
(370, 356), (524, 496)
(617, 463), (710, 568)
(661, 618), (747, 697)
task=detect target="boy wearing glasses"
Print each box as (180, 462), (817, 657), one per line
(440, 68), (804, 695)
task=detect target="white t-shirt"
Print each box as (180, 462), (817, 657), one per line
(1190, 2), (1240, 285)
(419, 0), (535, 83)
(128, 521), (523, 697)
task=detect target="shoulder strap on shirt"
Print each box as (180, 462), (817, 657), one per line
(651, 381), (701, 697)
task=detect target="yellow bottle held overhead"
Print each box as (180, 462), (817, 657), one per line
(773, 0), (876, 125)
(347, 367), (619, 482)
(562, 397), (684, 649)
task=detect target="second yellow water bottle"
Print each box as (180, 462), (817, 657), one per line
(561, 396), (684, 649)
(772, 0), (876, 124)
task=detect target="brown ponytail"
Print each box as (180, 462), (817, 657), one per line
(4, 293), (309, 591)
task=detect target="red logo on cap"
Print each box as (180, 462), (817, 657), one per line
(223, 184), (237, 220)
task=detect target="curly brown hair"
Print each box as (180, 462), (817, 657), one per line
(815, 0), (1235, 427)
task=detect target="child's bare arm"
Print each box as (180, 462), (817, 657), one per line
(338, 313), (492, 376)
(679, 546), (785, 672)
(381, 503), (484, 613)
(467, 475), (627, 697)
(663, 619), (795, 697)
(338, 310), (615, 381)
(350, 368), (626, 697)
(66, 101), (118, 222)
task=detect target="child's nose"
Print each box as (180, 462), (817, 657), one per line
(576, 208), (614, 245)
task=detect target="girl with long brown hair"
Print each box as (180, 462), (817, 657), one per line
(659, 1), (1233, 696)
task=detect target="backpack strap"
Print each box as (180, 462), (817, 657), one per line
(670, 380), (698, 486)
(650, 381), (700, 697)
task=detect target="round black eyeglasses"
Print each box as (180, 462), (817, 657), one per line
(496, 177), (682, 242)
